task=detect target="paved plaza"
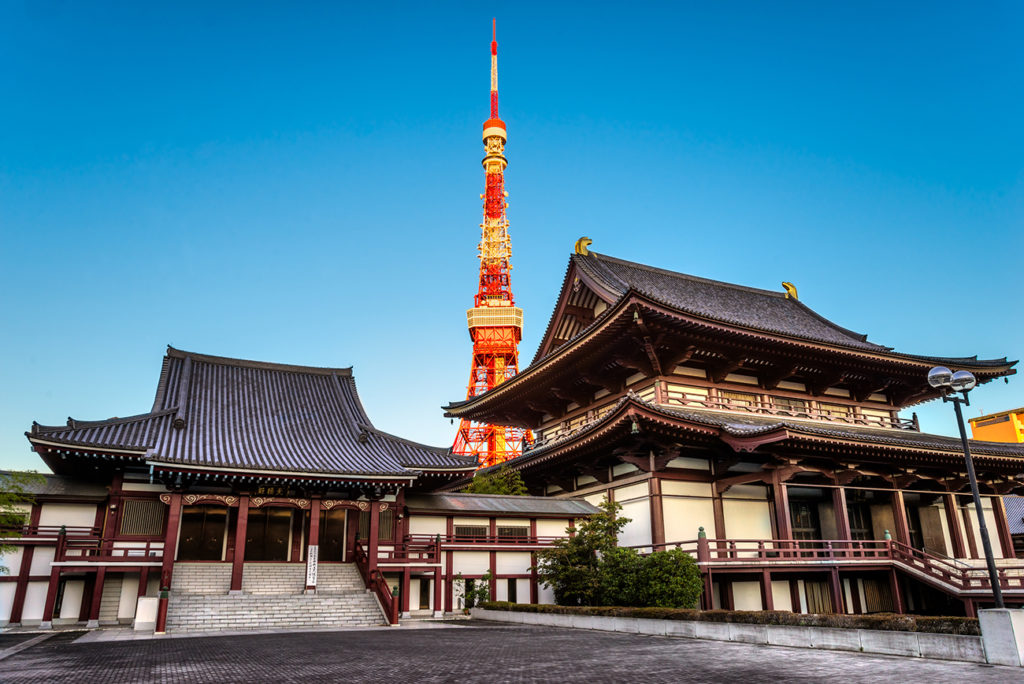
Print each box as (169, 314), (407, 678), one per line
(0, 622), (1019, 683)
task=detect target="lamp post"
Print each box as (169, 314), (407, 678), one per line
(927, 366), (1004, 609)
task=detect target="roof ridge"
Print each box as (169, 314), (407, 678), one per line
(166, 345), (353, 376)
(32, 408), (177, 433)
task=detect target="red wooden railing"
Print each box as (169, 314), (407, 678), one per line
(0, 524), (100, 539)
(57, 537), (163, 562)
(631, 537), (1024, 597)
(405, 533), (563, 547)
(353, 541), (399, 625)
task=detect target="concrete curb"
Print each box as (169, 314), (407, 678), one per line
(470, 609), (988, 665)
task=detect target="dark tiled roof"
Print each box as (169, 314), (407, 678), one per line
(0, 471), (108, 499)
(1005, 496), (1024, 535)
(404, 492), (598, 516)
(29, 347), (474, 479)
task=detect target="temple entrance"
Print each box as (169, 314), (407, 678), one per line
(245, 508), (292, 561)
(177, 505), (228, 561)
(320, 508), (347, 561)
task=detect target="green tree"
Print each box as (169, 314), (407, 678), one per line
(0, 471), (45, 575)
(634, 548), (704, 608)
(462, 463), (528, 496)
(534, 499), (629, 606)
(455, 570), (492, 609)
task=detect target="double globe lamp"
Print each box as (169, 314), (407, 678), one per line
(927, 366), (1004, 609)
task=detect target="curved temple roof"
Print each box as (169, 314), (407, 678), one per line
(29, 347), (475, 480)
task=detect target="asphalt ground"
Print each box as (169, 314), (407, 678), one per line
(0, 623), (1018, 683)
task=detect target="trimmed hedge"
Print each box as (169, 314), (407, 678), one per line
(477, 602), (980, 636)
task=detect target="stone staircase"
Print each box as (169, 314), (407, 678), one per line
(166, 562), (385, 633)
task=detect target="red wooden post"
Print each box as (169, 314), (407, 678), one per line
(832, 488), (851, 550)
(86, 566), (107, 627)
(944, 494), (968, 558)
(529, 519), (538, 604)
(888, 568), (904, 614)
(444, 516), (454, 613)
(760, 569), (774, 611)
(963, 599), (976, 618)
(305, 498), (321, 592)
(649, 477), (665, 547)
(961, 500), (979, 559)
(789, 580), (802, 614)
(401, 569), (411, 617)
(891, 490), (911, 546)
(39, 566), (62, 629)
(9, 504), (41, 625)
(137, 567), (150, 599)
(829, 567), (843, 614)
(712, 495), (726, 550)
(160, 493), (182, 592)
(230, 495), (249, 592)
(991, 496), (1016, 559)
(488, 516), (498, 601)
(433, 567), (443, 618)
(773, 479), (792, 540)
(367, 503), (381, 573)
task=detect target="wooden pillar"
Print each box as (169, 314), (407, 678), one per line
(772, 479), (792, 540)
(992, 496), (1016, 559)
(367, 503), (381, 573)
(649, 478), (665, 548)
(290, 508), (304, 562)
(964, 599), (976, 618)
(9, 504), (41, 625)
(720, 580), (735, 611)
(832, 488), (851, 546)
(39, 566), (62, 629)
(961, 499), (979, 559)
(701, 570), (713, 610)
(529, 519), (538, 605)
(888, 568), (904, 614)
(789, 580), (802, 614)
(944, 494), (968, 558)
(760, 569), (774, 611)
(86, 567), (107, 627)
(890, 490), (910, 546)
(829, 567), (843, 614)
(160, 493), (182, 592)
(712, 495), (726, 547)
(488, 516), (498, 600)
(433, 567), (443, 618)
(305, 498), (321, 592)
(137, 567), (150, 599)
(230, 495), (249, 592)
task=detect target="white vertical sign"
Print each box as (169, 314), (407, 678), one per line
(306, 545), (319, 587)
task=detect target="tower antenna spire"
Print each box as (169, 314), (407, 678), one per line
(453, 22), (531, 469)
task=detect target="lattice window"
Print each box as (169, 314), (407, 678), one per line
(455, 525), (488, 539)
(774, 396), (809, 417)
(497, 526), (528, 539)
(720, 390), (757, 407)
(819, 403), (852, 419)
(358, 510), (394, 541)
(119, 499), (165, 536)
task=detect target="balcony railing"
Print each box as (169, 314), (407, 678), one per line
(631, 537), (1024, 596)
(56, 537), (163, 563)
(0, 524), (100, 541)
(662, 394), (916, 430)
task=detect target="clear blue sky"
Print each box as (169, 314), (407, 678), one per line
(2, 2), (1022, 471)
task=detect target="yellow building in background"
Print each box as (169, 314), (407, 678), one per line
(970, 407), (1024, 443)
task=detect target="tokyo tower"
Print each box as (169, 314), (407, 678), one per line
(452, 21), (531, 469)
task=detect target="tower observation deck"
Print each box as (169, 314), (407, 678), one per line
(452, 21), (532, 469)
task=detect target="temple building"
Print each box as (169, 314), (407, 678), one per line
(2, 347), (595, 631)
(445, 246), (1024, 616)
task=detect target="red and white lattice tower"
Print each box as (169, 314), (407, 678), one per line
(452, 21), (532, 469)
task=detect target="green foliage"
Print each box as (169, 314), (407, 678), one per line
(0, 471), (44, 575)
(534, 499), (629, 606)
(462, 464), (528, 496)
(475, 603), (981, 636)
(455, 570), (493, 609)
(535, 499), (702, 608)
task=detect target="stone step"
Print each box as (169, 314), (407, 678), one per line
(165, 592), (386, 633)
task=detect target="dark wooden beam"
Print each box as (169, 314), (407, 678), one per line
(761, 364), (798, 391)
(563, 304), (595, 326)
(709, 355), (747, 383)
(809, 370), (846, 396)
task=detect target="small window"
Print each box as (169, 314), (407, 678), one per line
(119, 499), (165, 536)
(454, 525), (488, 539)
(358, 509), (394, 541)
(774, 396), (809, 417)
(721, 390), (757, 407)
(497, 526), (528, 540)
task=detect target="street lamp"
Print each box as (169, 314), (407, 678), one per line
(927, 366), (1004, 609)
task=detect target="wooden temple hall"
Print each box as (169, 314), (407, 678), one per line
(445, 248), (1024, 617)
(4, 348), (596, 632)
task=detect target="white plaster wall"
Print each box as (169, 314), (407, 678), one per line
(796, 580), (808, 613)
(722, 500), (772, 541)
(583, 492), (607, 506)
(452, 551), (490, 575)
(454, 517), (488, 528)
(57, 579), (84, 622)
(612, 463), (638, 477)
(495, 551), (532, 575)
(0, 583), (16, 623)
(119, 573), (140, 620)
(29, 547), (54, 576)
(408, 515), (446, 535)
(665, 457), (709, 471)
(537, 583), (555, 605)
(39, 504), (97, 528)
(771, 581), (792, 611)
(982, 500), (1004, 559)
(21, 581), (47, 622)
(661, 481), (713, 497)
(516, 579), (529, 604)
(1, 547), (24, 576)
(618, 500), (652, 548)
(614, 482), (648, 502)
(536, 519), (570, 537)
(495, 518), (529, 528)
(495, 579), (508, 602)
(662, 497), (715, 543)
(732, 581), (762, 610)
(843, 579), (854, 614)
(409, 578), (422, 610)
